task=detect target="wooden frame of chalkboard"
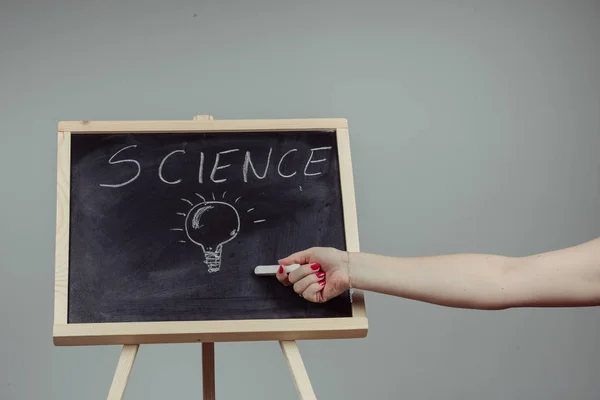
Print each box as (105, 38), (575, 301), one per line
(54, 118), (367, 346)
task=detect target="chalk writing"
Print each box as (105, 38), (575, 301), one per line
(243, 148), (272, 183)
(100, 145), (333, 188)
(211, 149), (239, 183)
(198, 152), (205, 183)
(99, 145), (141, 188)
(277, 149), (298, 178)
(304, 147), (332, 177)
(159, 149), (185, 184)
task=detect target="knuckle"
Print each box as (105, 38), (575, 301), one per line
(293, 281), (305, 292)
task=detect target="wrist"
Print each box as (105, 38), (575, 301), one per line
(343, 250), (362, 291)
(344, 250), (353, 290)
(345, 251), (373, 292)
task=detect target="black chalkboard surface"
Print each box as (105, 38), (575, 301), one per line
(68, 130), (351, 324)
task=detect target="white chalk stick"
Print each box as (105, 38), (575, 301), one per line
(254, 264), (300, 276)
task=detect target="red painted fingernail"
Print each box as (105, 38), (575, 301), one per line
(319, 280), (326, 286)
(311, 263), (321, 270)
(278, 265), (284, 274)
(316, 272), (325, 279)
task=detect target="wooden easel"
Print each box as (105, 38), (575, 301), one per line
(106, 340), (314, 399)
(106, 115), (317, 400)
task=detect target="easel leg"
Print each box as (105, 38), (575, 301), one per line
(194, 115), (216, 400)
(280, 341), (317, 400)
(107, 344), (139, 400)
(202, 343), (216, 400)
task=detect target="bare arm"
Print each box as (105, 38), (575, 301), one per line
(276, 237), (600, 309)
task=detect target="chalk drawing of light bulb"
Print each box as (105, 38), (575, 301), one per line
(184, 200), (240, 273)
(173, 192), (267, 273)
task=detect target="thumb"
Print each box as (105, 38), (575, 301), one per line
(278, 248), (313, 266)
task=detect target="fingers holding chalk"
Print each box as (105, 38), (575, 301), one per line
(301, 281), (327, 303)
(254, 264), (302, 287)
(288, 263), (321, 285)
(275, 265), (292, 286)
(254, 261), (327, 302)
(277, 248), (313, 266)
(292, 269), (325, 295)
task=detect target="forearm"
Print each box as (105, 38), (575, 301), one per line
(349, 252), (517, 309)
(348, 238), (600, 309)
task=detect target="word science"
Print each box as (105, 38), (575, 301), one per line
(98, 144), (334, 188)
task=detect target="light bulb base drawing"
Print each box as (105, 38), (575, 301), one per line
(203, 246), (223, 273)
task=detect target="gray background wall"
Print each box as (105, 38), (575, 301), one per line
(1, 0), (600, 399)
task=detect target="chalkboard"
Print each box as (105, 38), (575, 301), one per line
(54, 118), (366, 346)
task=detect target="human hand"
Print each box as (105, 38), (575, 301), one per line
(276, 247), (350, 303)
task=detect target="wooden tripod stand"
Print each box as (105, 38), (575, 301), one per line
(106, 340), (315, 400)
